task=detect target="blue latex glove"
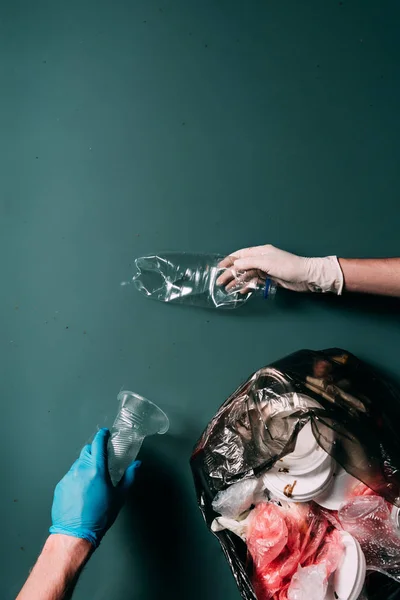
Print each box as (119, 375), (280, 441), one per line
(49, 428), (140, 548)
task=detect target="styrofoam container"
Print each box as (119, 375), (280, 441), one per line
(314, 466), (360, 510)
(263, 459), (334, 503)
(325, 531), (366, 600)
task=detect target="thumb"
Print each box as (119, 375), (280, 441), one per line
(119, 460), (141, 494)
(91, 428), (110, 469)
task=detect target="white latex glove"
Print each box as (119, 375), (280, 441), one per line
(217, 245), (344, 294)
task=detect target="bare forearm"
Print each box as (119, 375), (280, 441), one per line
(339, 258), (400, 296)
(16, 535), (92, 600)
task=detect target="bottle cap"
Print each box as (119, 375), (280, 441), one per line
(263, 278), (277, 298)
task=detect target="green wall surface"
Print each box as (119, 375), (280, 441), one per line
(1, 1), (400, 598)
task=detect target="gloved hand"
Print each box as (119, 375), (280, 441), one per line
(49, 428), (140, 548)
(217, 245), (344, 295)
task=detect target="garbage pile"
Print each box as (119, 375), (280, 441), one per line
(191, 349), (400, 600)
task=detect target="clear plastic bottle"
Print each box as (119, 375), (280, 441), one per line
(107, 391), (169, 486)
(129, 252), (277, 309)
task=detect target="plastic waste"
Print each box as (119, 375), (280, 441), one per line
(212, 478), (265, 519)
(314, 466), (360, 511)
(192, 350), (400, 504)
(287, 564), (328, 600)
(246, 501), (343, 599)
(211, 513), (253, 540)
(263, 459), (334, 503)
(191, 348), (400, 600)
(130, 252), (277, 309)
(326, 532), (366, 600)
(391, 505), (400, 528)
(107, 391), (169, 486)
(338, 495), (400, 583)
(211, 502), (367, 599)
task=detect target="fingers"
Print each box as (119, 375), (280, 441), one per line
(234, 256), (271, 273)
(217, 256), (236, 269)
(230, 244), (273, 259)
(225, 269), (260, 292)
(79, 444), (92, 460)
(217, 263), (265, 292)
(119, 460), (141, 493)
(216, 246), (274, 287)
(216, 269), (236, 287)
(216, 256), (236, 287)
(238, 277), (262, 295)
(66, 457), (81, 474)
(91, 428), (110, 469)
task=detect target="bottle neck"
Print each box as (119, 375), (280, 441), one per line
(254, 278), (276, 299)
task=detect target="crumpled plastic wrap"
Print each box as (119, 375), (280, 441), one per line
(212, 478), (266, 519)
(287, 564), (328, 600)
(339, 495), (400, 581)
(191, 348), (400, 600)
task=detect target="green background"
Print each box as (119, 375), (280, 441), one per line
(1, 1), (400, 598)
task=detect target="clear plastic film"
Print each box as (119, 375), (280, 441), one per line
(191, 348), (400, 600)
(128, 252), (276, 309)
(338, 495), (400, 582)
(212, 478), (266, 519)
(287, 564), (328, 600)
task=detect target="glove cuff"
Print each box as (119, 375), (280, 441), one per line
(306, 256), (344, 295)
(49, 526), (100, 549)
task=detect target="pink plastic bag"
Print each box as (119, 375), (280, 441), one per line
(246, 502), (343, 600)
(247, 503), (289, 573)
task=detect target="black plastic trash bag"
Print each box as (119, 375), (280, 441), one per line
(191, 348), (400, 600)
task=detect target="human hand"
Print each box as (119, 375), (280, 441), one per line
(49, 428), (140, 548)
(216, 245), (343, 294)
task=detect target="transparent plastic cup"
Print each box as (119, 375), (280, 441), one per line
(107, 391), (169, 486)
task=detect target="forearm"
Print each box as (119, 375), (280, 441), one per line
(17, 535), (92, 600)
(339, 258), (400, 296)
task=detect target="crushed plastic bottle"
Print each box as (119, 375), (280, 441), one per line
(107, 391), (169, 486)
(129, 252), (277, 309)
